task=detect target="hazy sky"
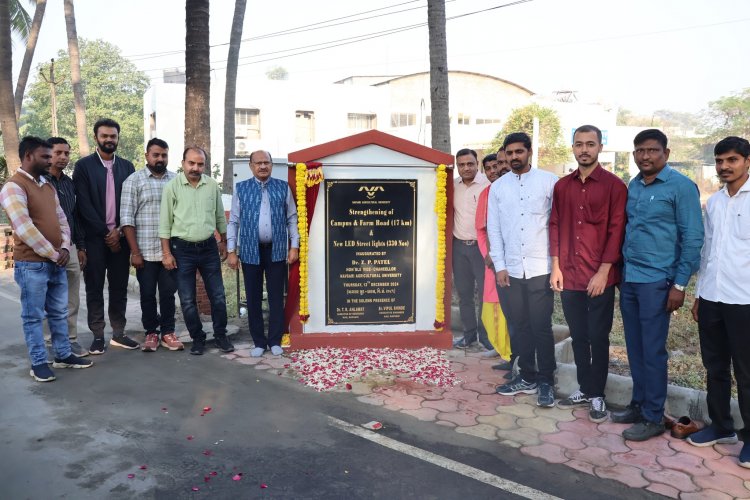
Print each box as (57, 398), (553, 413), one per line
(11, 0), (750, 114)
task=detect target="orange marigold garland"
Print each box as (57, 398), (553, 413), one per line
(295, 163), (325, 323)
(433, 164), (448, 330)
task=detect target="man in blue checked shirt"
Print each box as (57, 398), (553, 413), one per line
(611, 129), (703, 441)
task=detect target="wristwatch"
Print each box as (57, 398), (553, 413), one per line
(673, 284), (686, 292)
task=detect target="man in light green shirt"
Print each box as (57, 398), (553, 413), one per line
(159, 146), (234, 355)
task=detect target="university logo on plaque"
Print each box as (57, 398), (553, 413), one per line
(325, 179), (417, 325)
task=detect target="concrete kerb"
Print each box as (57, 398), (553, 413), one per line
(554, 333), (744, 429)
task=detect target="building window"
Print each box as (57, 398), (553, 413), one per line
(390, 113), (416, 127)
(476, 118), (501, 125)
(295, 110), (315, 143)
(235, 108), (260, 140)
(457, 113), (471, 125)
(348, 113), (377, 129)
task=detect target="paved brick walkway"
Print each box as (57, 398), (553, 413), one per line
(218, 346), (750, 499)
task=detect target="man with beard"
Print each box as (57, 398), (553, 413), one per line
(73, 118), (137, 354)
(159, 147), (234, 356)
(612, 129), (703, 441)
(488, 132), (558, 407)
(452, 148), (492, 351)
(42, 137), (88, 357)
(1, 137), (93, 381)
(550, 125), (627, 422)
(120, 138), (182, 352)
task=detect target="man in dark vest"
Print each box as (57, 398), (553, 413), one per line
(0, 136), (93, 382)
(227, 150), (299, 357)
(73, 118), (137, 354)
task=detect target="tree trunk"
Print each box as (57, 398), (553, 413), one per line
(14, 0), (46, 121)
(0, 0), (21, 173)
(221, 0), (247, 195)
(427, 0), (450, 154)
(185, 0), (211, 164)
(64, 0), (89, 155)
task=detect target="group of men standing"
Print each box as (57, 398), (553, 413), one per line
(452, 127), (750, 468)
(3, 119), (298, 383)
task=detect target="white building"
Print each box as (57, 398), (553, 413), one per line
(143, 70), (620, 179)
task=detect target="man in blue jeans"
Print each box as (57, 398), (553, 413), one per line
(121, 138), (182, 352)
(159, 146), (234, 356)
(612, 129), (703, 441)
(0, 136), (93, 381)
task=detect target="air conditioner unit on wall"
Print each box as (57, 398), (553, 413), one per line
(235, 140), (248, 155)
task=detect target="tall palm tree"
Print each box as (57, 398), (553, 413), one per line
(8, 0), (31, 39)
(13, 0), (45, 120)
(185, 0), (210, 162)
(221, 0), (246, 194)
(1, 0), (22, 172)
(64, 0), (89, 155)
(427, 0), (450, 154)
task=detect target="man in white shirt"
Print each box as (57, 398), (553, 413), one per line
(688, 136), (750, 469)
(487, 132), (559, 407)
(452, 148), (492, 350)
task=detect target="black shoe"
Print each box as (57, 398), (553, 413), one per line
(453, 338), (476, 349)
(30, 363), (56, 382)
(623, 421), (665, 442)
(611, 404), (643, 424)
(52, 354), (93, 369)
(496, 377), (537, 395)
(492, 359), (514, 371)
(89, 337), (106, 355)
(111, 334), (139, 350)
(214, 335), (235, 353)
(589, 397), (608, 423)
(190, 338), (205, 355)
(537, 382), (555, 408)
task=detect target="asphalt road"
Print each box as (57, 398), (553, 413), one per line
(0, 274), (659, 499)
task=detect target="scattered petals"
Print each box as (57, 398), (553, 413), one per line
(127, 473), (135, 479)
(232, 473), (243, 481)
(363, 421), (383, 430)
(345, 383), (352, 390)
(204, 476), (211, 482)
(210, 471), (218, 476)
(260, 483), (268, 489)
(186, 435), (194, 440)
(290, 347), (459, 391)
(202, 450), (212, 456)
(191, 486), (200, 491)
(203, 406), (212, 413)
(161, 407), (168, 411)
(139, 465), (148, 470)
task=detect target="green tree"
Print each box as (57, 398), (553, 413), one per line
(265, 65), (288, 81)
(21, 38), (149, 165)
(488, 103), (569, 168)
(701, 88), (750, 141)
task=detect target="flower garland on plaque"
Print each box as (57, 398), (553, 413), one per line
(295, 163), (324, 322)
(433, 164), (448, 330)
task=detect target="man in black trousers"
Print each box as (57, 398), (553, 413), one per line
(73, 118), (137, 354)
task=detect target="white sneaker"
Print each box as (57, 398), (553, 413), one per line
(270, 345), (283, 356)
(251, 347), (265, 357)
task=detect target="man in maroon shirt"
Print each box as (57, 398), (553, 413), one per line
(549, 124), (627, 422)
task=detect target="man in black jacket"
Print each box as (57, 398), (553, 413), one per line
(73, 118), (137, 354)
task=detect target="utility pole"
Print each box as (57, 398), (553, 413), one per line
(39, 59), (64, 136)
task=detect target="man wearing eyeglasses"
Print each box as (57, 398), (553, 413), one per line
(611, 129), (703, 441)
(227, 151), (299, 357)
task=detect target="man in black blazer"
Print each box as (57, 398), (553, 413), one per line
(73, 118), (137, 354)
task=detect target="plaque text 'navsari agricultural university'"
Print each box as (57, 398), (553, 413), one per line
(325, 180), (417, 325)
